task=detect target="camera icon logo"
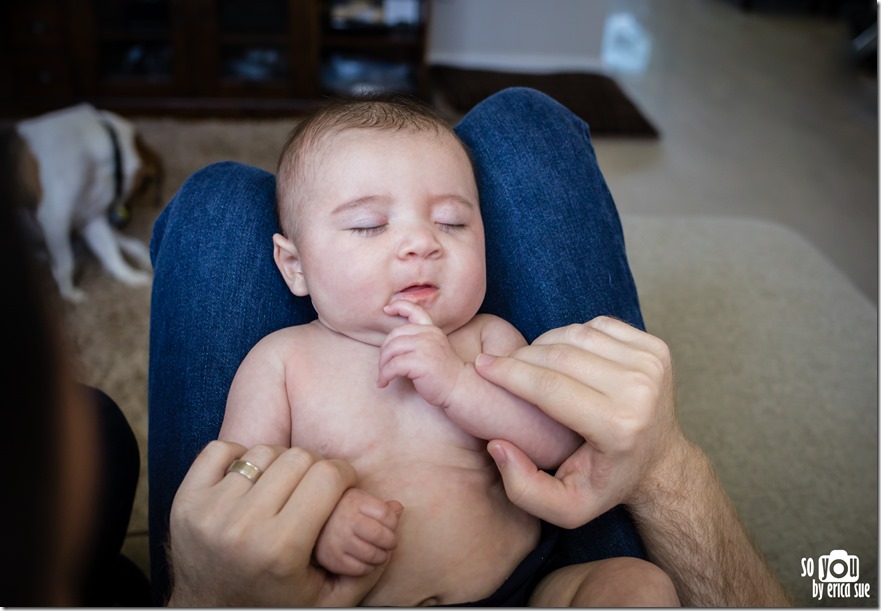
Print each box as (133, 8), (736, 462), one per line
(819, 550), (859, 583)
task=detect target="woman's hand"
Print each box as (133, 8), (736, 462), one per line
(475, 315), (685, 528)
(167, 441), (387, 607)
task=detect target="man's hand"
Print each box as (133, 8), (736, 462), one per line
(378, 300), (465, 408)
(475, 316), (791, 606)
(167, 441), (388, 607)
(474, 316), (681, 528)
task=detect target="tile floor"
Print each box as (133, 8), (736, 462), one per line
(597, 0), (877, 302)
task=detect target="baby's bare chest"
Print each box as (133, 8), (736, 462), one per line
(286, 323), (484, 461)
(288, 351), (480, 468)
(281, 330), (539, 605)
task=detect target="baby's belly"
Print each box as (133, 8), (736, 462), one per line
(355, 459), (541, 606)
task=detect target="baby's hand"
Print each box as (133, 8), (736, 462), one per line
(378, 301), (465, 407)
(315, 488), (403, 576)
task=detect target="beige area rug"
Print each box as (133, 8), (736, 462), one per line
(623, 216), (877, 607)
(58, 119), (876, 607)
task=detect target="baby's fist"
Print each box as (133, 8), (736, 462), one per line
(315, 488), (403, 576)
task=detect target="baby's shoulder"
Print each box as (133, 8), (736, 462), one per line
(466, 313), (519, 336)
(247, 322), (320, 362)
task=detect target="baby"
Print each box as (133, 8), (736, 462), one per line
(219, 94), (678, 606)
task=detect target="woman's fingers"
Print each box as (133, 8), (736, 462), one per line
(219, 444), (286, 497)
(277, 456), (359, 552)
(179, 439), (247, 491)
(245, 446), (326, 516)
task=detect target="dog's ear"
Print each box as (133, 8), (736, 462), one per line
(272, 233), (309, 296)
(134, 133), (164, 206)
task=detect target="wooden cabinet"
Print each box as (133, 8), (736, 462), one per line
(319, 0), (430, 98)
(0, 0), (430, 117)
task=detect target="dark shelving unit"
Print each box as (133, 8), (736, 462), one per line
(0, 0), (431, 117)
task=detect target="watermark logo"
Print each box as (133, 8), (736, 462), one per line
(801, 550), (871, 601)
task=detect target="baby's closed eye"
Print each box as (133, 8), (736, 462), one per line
(351, 224), (388, 237)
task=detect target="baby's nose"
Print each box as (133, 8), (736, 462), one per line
(397, 225), (443, 259)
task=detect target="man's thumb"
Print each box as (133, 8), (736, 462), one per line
(487, 440), (544, 511)
(488, 439), (590, 529)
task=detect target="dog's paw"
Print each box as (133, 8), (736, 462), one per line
(117, 236), (152, 269)
(117, 269), (153, 287)
(60, 286), (87, 304)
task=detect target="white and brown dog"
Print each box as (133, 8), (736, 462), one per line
(8, 103), (162, 302)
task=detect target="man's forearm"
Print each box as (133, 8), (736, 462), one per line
(631, 439), (792, 606)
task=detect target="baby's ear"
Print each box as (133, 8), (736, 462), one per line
(272, 233), (309, 296)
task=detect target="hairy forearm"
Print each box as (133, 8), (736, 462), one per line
(631, 439), (792, 606)
(445, 364), (580, 469)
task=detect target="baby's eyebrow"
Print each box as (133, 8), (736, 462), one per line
(433, 194), (476, 209)
(331, 195), (387, 216)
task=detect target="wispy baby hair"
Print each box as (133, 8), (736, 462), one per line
(275, 92), (469, 238)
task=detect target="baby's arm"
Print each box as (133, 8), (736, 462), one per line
(221, 330), (402, 577)
(220, 331), (293, 446)
(378, 302), (580, 469)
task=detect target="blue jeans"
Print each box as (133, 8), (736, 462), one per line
(148, 88), (646, 601)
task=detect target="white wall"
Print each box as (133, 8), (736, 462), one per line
(427, 0), (609, 73)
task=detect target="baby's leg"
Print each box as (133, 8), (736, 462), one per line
(314, 488), (403, 576)
(530, 557), (680, 607)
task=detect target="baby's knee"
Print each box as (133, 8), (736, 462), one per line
(572, 557), (679, 607)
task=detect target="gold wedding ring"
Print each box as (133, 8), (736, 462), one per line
(226, 459), (262, 483)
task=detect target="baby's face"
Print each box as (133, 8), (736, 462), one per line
(294, 128), (485, 346)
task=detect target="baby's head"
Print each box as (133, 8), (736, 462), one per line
(276, 93), (473, 240)
(273, 94), (486, 345)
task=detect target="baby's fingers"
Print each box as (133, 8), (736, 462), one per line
(377, 349), (418, 388)
(322, 547), (389, 577)
(361, 499), (404, 530)
(384, 300), (433, 325)
(332, 507), (401, 574)
(353, 515), (398, 553)
(355, 497), (403, 549)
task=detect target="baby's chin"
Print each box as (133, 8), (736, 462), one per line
(315, 308), (474, 346)
(313, 315), (401, 347)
